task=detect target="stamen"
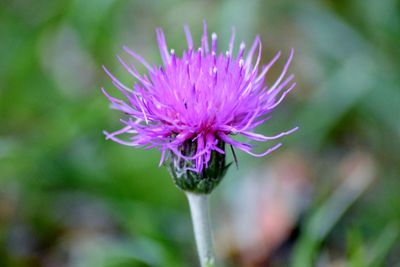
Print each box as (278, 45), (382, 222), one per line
(211, 32), (217, 52)
(238, 42), (246, 58)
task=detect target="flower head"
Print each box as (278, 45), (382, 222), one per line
(103, 22), (297, 191)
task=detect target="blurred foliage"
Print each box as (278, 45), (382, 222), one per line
(0, 0), (399, 266)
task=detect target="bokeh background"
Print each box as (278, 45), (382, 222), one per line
(1, 0), (399, 266)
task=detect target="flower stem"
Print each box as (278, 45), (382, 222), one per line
(185, 192), (216, 267)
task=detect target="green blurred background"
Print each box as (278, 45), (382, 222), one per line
(1, 0), (399, 266)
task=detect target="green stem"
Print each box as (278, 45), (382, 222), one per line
(185, 192), (216, 267)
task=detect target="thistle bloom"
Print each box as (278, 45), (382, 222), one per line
(102, 23), (297, 192)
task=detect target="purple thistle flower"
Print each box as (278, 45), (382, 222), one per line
(102, 22), (297, 178)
